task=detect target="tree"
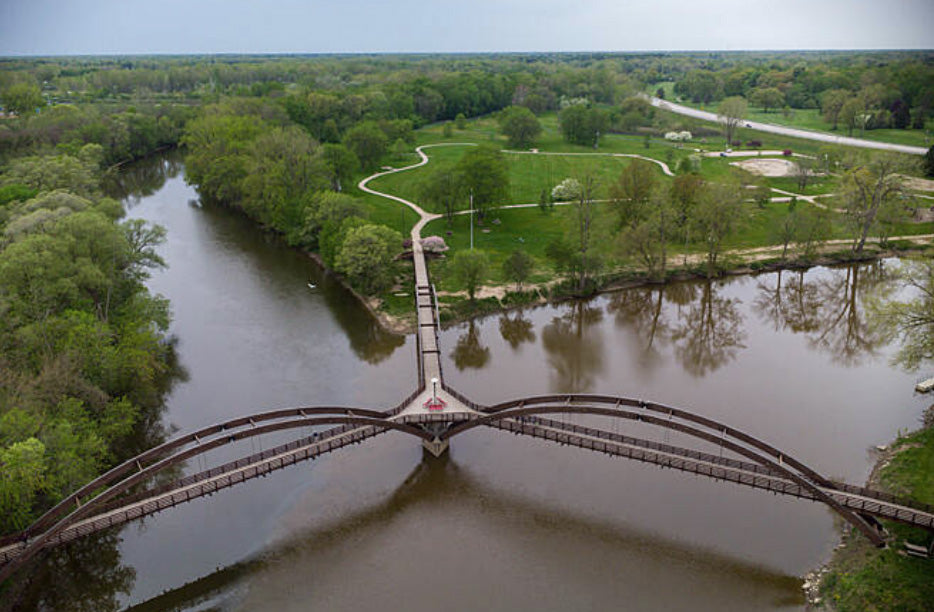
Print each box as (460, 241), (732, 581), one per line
(450, 249), (490, 301)
(792, 156), (816, 192)
(794, 205), (831, 260)
(610, 160), (657, 230)
(750, 87), (784, 113)
(572, 173), (600, 293)
(334, 224), (402, 293)
(2, 145), (103, 198)
(839, 97), (866, 136)
(558, 105), (608, 147)
(717, 96), (747, 145)
(301, 191), (366, 248)
(821, 89), (850, 130)
(1, 82), (44, 115)
(497, 105), (542, 149)
(619, 188), (675, 281)
(551, 178), (581, 201)
(840, 154), (904, 253)
(455, 113), (467, 130)
(456, 146), (509, 219)
(868, 258), (934, 370)
(342, 121), (388, 170)
(322, 143), (359, 192)
(924, 145), (934, 178)
(420, 167), (465, 224)
(502, 250), (533, 290)
(692, 180), (744, 276)
(241, 126), (327, 237)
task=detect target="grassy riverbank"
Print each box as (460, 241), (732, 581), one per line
(814, 407), (934, 611)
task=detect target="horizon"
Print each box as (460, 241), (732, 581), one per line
(2, 0), (932, 56)
(2, 48), (933, 60)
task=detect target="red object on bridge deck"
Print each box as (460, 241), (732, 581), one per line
(424, 397), (447, 411)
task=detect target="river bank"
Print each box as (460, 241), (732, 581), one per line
(371, 238), (932, 335)
(805, 405), (934, 611)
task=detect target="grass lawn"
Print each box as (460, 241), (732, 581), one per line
(818, 424), (934, 612)
(355, 111), (933, 297)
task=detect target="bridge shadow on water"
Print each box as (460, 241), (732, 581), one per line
(125, 450), (803, 611)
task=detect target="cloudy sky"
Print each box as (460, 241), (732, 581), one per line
(1, 0), (932, 55)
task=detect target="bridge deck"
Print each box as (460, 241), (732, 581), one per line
(3, 412), (931, 565)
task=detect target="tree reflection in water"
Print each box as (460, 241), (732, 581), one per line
(451, 320), (491, 370)
(541, 301), (605, 392)
(670, 280), (746, 378)
(103, 150), (184, 206)
(608, 286), (670, 372)
(753, 262), (888, 366)
(8, 531), (135, 612)
(498, 312), (535, 351)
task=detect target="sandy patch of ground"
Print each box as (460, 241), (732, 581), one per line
(901, 175), (934, 192)
(730, 158), (799, 177)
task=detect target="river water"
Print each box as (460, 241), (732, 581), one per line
(21, 153), (930, 611)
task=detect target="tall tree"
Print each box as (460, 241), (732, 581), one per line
(620, 188), (675, 281)
(610, 159), (657, 229)
(322, 143), (359, 192)
(342, 121), (388, 170)
(497, 105), (542, 149)
(717, 96), (747, 145)
(840, 154), (904, 254)
(450, 249), (490, 302)
(420, 167), (465, 224)
(456, 146), (509, 219)
(502, 250), (534, 290)
(821, 89), (850, 130)
(573, 173), (600, 293)
(558, 105), (608, 147)
(692, 180), (744, 276)
(334, 224), (402, 293)
(750, 87), (784, 113)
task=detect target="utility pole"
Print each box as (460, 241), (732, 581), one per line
(469, 190), (474, 250)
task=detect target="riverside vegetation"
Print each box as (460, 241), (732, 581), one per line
(1, 53), (933, 607)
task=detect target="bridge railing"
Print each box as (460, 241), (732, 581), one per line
(829, 481), (934, 515)
(441, 382), (485, 412)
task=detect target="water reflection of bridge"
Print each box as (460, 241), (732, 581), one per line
(2, 181), (931, 586)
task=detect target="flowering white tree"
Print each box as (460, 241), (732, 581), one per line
(665, 131), (692, 142)
(420, 235), (449, 254)
(552, 177), (582, 201)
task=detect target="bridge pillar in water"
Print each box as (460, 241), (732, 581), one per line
(422, 437), (449, 457)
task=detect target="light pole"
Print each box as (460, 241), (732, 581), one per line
(469, 190), (474, 250)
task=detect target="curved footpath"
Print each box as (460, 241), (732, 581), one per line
(359, 143), (932, 308)
(646, 95), (928, 156)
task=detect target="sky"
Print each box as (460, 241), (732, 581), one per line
(1, 0), (932, 56)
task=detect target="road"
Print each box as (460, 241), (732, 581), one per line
(646, 96), (928, 156)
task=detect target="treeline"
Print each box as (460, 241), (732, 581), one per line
(0, 145), (174, 534)
(0, 101), (194, 166)
(669, 52), (933, 132)
(182, 99), (404, 294)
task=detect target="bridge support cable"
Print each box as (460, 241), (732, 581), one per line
(495, 415), (933, 530)
(443, 402), (887, 547)
(0, 413), (430, 582)
(7, 405), (396, 549)
(483, 395), (833, 486)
